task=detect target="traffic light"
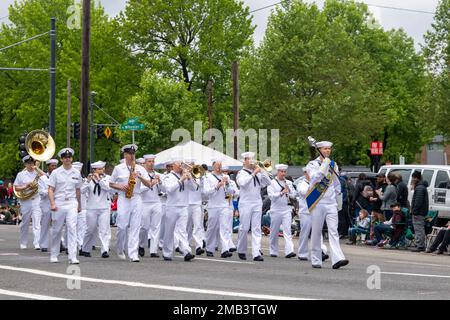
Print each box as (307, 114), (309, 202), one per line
(18, 132), (28, 158)
(73, 122), (80, 139)
(96, 125), (104, 139)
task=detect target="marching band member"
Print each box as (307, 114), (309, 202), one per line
(48, 148), (82, 264)
(203, 158), (238, 258)
(136, 158), (145, 166)
(139, 154), (163, 258)
(158, 161), (172, 250)
(80, 161), (111, 258)
(236, 152), (271, 261)
(222, 165), (238, 252)
(73, 161), (87, 254)
(161, 157), (195, 261)
(38, 159), (58, 252)
(109, 144), (152, 262)
(297, 167), (329, 261)
(267, 164), (297, 258)
(13, 155), (44, 250)
(305, 141), (348, 269)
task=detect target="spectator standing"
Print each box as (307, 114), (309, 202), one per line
(372, 173), (387, 211)
(375, 174), (397, 220)
(410, 171), (429, 252)
(393, 173), (409, 210)
(0, 181), (8, 205)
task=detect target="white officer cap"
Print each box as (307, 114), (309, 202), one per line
(164, 160), (173, 166)
(241, 151), (255, 160)
(136, 158), (145, 165)
(316, 141), (333, 148)
(57, 147), (74, 158)
(275, 164), (288, 171)
(121, 144), (138, 153)
(46, 159), (58, 165)
(143, 154), (156, 160)
(91, 161), (106, 169)
(184, 157), (196, 164)
(22, 155), (34, 163)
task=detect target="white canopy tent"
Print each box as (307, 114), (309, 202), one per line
(154, 140), (243, 170)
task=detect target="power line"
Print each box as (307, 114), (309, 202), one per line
(0, 15), (9, 21)
(249, 1), (435, 15)
(0, 31), (49, 52)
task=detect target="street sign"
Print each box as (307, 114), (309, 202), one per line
(104, 127), (112, 139)
(370, 141), (383, 156)
(120, 117), (145, 131)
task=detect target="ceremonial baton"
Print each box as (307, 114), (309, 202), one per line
(307, 136), (341, 179)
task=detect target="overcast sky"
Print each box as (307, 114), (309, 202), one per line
(0, 0), (440, 50)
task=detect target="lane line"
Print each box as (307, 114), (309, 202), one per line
(0, 253), (19, 256)
(174, 256), (254, 265)
(0, 289), (68, 300)
(381, 271), (450, 279)
(0, 264), (309, 300)
(384, 260), (450, 268)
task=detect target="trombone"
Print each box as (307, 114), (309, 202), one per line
(181, 162), (206, 179)
(252, 159), (274, 179)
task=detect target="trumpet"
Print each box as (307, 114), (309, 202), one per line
(181, 162), (206, 179)
(251, 159), (274, 178)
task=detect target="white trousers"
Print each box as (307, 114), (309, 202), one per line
(163, 206), (191, 258)
(298, 212), (328, 259)
(50, 200), (78, 260)
(311, 203), (345, 266)
(237, 202), (262, 258)
(187, 204), (204, 249)
(19, 198), (41, 248)
(205, 207), (232, 254)
(158, 204), (166, 249)
(39, 199), (51, 249)
(77, 210), (87, 250)
(83, 208), (110, 254)
(116, 196), (142, 260)
(269, 209), (294, 256)
(139, 202), (162, 254)
(225, 208), (236, 250)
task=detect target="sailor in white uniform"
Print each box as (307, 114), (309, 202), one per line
(13, 155), (44, 250)
(80, 161), (111, 258)
(203, 158), (238, 258)
(109, 144), (152, 262)
(158, 161), (172, 250)
(306, 141), (348, 269)
(47, 148), (82, 264)
(138, 154), (163, 258)
(236, 152), (271, 261)
(267, 164), (297, 258)
(38, 159), (58, 252)
(73, 162), (87, 254)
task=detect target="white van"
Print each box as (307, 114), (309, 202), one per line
(378, 165), (450, 220)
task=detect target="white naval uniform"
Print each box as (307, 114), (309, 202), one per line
(139, 171), (163, 254)
(38, 173), (51, 250)
(76, 185), (88, 250)
(203, 173), (238, 254)
(162, 171), (196, 258)
(158, 172), (170, 249)
(297, 179), (328, 260)
(306, 157), (345, 267)
(47, 166), (82, 261)
(82, 175), (112, 254)
(13, 170), (42, 249)
(110, 163), (149, 260)
(267, 178), (297, 256)
(236, 168), (272, 258)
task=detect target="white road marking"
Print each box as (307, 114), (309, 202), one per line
(0, 264), (309, 300)
(381, 271), (450, 279)
(384, 260), (450, 268)
(174, 256), (254, 265)
(0, 253), (19, 256)
(0, 239), (5, 241)
(0, 289), (68, 300)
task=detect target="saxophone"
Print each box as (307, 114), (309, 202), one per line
(125, 158), (136, 199)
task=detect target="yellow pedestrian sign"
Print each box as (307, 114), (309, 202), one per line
(104, 127), (112, 139)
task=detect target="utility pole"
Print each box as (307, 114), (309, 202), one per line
(80, 0), (91, 176)
(90, 91), (96, 164)
(49, 17), (56, 138)
(232, 61), (239, 159)
(207, 79), (213, 144)
(67, 80), (71, 147)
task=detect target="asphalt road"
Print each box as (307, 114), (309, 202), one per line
(0, 224), (449, 300)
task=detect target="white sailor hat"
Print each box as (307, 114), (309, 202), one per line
(211, 157), (222, 164)
(143, 154), (156, 160)
(275, 164), (288, 171)
(22, 155), (34, 163)
(57, 147), (74, 158)
(222, 165), (229, 171)
(241, 151), (255, 159)
(121, 144), (138, 153)
(164, 160), (173, 166)
(316, 141), (333, 148)
(119, 159), (125, 164)
(136, 158), (145, 164)
(91, 161), (106, 169)
(73, 162), (83, 171)
(46, 159), (58, 165)
(171, 156), (183, 163)
(184, 157), (197, 164)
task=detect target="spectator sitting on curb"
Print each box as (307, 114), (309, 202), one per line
(346, 209), (370, 245)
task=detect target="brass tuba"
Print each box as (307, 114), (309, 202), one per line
(14, 130), (56, 200)
(181, 162), (206, 179)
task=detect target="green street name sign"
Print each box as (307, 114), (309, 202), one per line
(120, 117), (145, 131)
